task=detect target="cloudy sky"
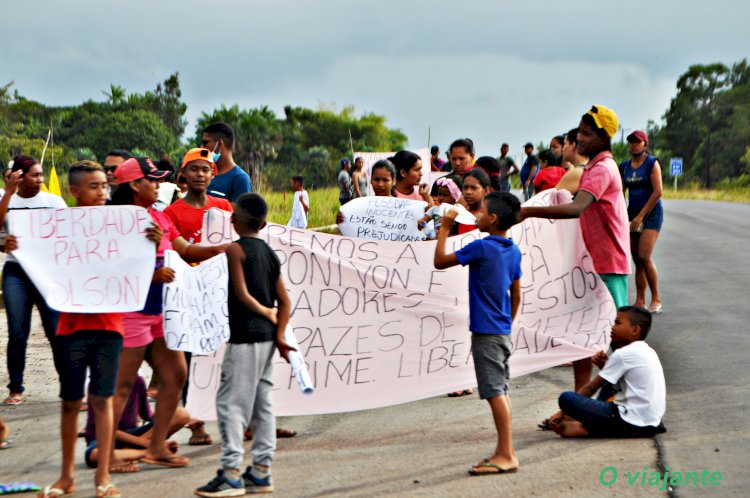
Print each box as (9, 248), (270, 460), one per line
(3, 0), (749, 161)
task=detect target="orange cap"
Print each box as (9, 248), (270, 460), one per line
(181, 148), (217, 175)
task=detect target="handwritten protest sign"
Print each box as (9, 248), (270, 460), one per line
(338, 197), (427, 242)
(7, 206), (155, 312)
(162, 250), (229, 354)
(187, 192), (614, 419)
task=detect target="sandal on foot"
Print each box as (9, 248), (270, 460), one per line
(95, 484), (121, 498)
(649, 304), (663, 314)
(0, 437), (12, 449)
(109, 461), (140, 473)
(141, 455), (190, 468)
(3, 395), (23, 406)
(188, 432), (213, 445)
(37, 485), (74, 498)
(537, 419), (552, 431)
(469, 461), (519, 476)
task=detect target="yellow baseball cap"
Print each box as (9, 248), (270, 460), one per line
(181, 148), (217, 175)
(585, 105), (619, 139)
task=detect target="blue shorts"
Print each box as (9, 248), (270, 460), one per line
(84, 422), (153, 468)
(629, 203), (663, 232)
(57, 331), (122, 401)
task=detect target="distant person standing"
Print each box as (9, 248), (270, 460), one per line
(430, 145), (446, 172)
(520, 142), (539, 200)
(338, 158), (353, 205)
(288, 176), (309, 229)
(498, 143), (519, 192)
(555, 128), (589, 195)
(620, 130), (663, 314)
(351, 157), (367, 198)
(202, 123), (252, 202)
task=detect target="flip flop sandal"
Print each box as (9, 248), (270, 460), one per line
(649, 304), (663, 314)
(95, 484), (121, 498)
(468, 462), (519, 476)
(0, 437), (12, 449)
(38, 485), (74, 498)
(537, 419), (552, 431)
(3, 395), (23, 406)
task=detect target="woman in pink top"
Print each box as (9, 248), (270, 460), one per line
(391, 150), (433, 204)
(520, 105), (630, 391)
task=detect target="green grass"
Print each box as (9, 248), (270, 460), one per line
(662, 186), (750, 203)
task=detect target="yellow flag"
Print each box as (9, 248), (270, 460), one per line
(48, 164), (62, 197)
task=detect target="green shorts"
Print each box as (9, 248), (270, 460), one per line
(599, 273), (628, 309)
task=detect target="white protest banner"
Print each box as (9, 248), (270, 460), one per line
(338, 197), (427, 242)
(7, 206), (155, 312)
(162, 250), (229, 354)
(187, 192), (614, 419)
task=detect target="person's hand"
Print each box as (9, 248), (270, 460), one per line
(336, 211), (344, 224)
(4, 170), (22, 196)
(266, 307), (279, 325)
(630, 217), (644, 232)
(418, 183), (430, 197)
(276, 339), (298, 363)
(152, 267), (176, 284)
(441, 207), (458, 229)
(4, 235), (18, 253)
(592, 351), (608, 369)
(145, 223), (163, 246)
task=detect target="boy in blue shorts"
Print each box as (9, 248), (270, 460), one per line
(195, 193), (295, 497)
(434, 191), (522, 475)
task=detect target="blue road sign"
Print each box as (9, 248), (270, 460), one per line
(670, 157), (683, 176)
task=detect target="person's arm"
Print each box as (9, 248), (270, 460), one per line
(525, 165), (538, 187)
(555, 168), (582, 195)
(508, 159), (519, 177)
(630, 160), (663, 231)
(300, 191), (309, 213)
(115, 430), (150, 449)
(274, 275), (296, 361)
(433, 209), (459, 269)
(520, 190), (595, 221)
(352, 173), (362, 197)
(226, 243), (278, 323)
(0, 170), (21, 228)
(172, 236), (227, 263)
(510, 278), (521, 321)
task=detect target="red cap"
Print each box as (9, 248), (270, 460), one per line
(114, 157), (170, 185)
(626, 130), (648, 144)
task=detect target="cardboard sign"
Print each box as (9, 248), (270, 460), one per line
(7, 206), (155, 312)
(162, 250), (230, 354)
(338, 196), (427, 242)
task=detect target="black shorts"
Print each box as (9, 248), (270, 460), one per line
(58, 330), (123, 401)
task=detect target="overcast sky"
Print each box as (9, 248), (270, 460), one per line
(3, 0), (749, 161)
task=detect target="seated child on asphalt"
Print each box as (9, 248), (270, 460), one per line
(434, 191), (522, 475)
(83, 375), (189, 469)
(194, 193), (295, 497)
(547, 306), (667, 438)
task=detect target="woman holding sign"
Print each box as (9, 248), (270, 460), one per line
(619, 131), (663, 314)
(0, 155), (67, 406)
(109, 157), (228, 469)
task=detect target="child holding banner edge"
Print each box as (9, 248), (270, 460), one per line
(195, 193), (295, 497)
(7, 161), (149, 498)
(434, 191), (522, 475)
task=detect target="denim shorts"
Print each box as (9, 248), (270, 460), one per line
(629, 203), (663, 232)
(84, 422), (153, 468)
(57, 330), (123, 401)
(471, 333), (512, 399)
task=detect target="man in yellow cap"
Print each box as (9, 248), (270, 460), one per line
(520, 105), (630, 390)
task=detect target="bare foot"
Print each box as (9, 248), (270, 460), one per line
(110, 458), (140, 473)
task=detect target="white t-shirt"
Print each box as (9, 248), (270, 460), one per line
(5, 191), (68, 263)
(288, 190), (309, 229)
(599, 341), (666, 427)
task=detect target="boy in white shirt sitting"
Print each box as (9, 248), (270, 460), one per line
(548, 306), (667, 438)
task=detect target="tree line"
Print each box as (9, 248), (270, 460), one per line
(2, 61), (749, 190)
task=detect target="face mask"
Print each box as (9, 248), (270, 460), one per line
(212, 143), (222, 163)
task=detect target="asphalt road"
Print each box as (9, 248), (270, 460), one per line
(0, 199), (747, 497)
